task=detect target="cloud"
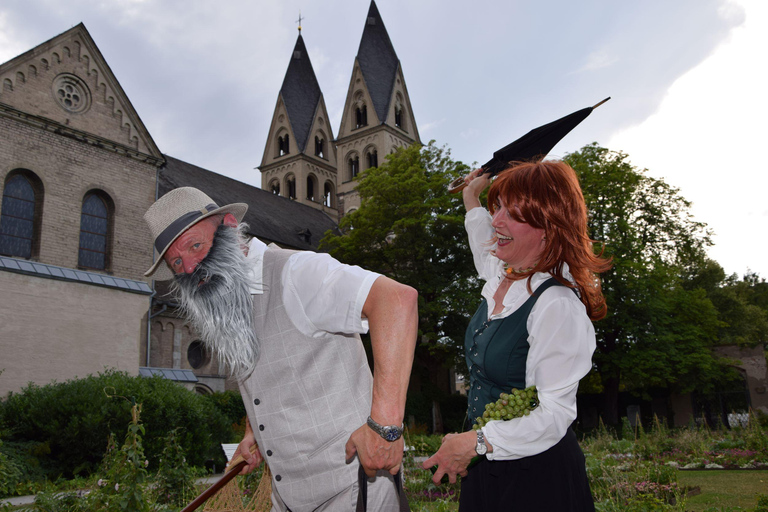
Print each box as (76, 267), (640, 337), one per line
(569, 50), (618, 74)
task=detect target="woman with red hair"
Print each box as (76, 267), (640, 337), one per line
(424, 161), (611, 511)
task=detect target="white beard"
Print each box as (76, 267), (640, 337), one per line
(171, 223), (259, 380)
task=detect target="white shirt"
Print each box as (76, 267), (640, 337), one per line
(465, 207), (596, 460)
(244, 237), (381, 337)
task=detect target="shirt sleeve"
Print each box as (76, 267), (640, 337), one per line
(464, 207), (499, 281)
(281, 251), (382, 338)
(483, 287), (596, 460)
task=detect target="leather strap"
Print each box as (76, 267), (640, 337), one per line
(355, 464), (410, 511)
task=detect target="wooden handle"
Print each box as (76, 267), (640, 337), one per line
(179, 443), (260, 512)
(447, 176), (467, 194)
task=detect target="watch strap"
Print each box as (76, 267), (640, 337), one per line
(366, 416), (404, 442)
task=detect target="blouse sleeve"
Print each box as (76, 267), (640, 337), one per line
(482, 287), (596, 460)
(465, 207), (499, 282)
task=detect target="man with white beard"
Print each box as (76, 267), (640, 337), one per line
(144, 187), (417, 512)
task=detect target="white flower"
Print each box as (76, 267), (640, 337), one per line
(115, 483), (120, 491)
(97, 479), (104, 487)
(144, 460), (149, 467)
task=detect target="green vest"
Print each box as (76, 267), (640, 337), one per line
(465, 278), (563, 426)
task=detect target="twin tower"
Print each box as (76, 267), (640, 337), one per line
(258, 1), (421, 221)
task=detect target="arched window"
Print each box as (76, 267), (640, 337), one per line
(315, 136), (325, 159)
(78, 191), (111, 270)
(349, 156), (360, 179)
(306, 174), (318, 202)
(0, 172), (43, 259)
(269, 179), (280, 195)
(323, 182), (334, 208)
(286, 175), (296, 200)
(355, 105), (368, 129)
(395, 106), (404, 129)
(366, 150), (378, 169)
(278, 134), (290, 156)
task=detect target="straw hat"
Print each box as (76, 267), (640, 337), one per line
(144, 187), (248, 280)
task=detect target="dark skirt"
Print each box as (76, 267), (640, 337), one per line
(458, 428), (594, 512)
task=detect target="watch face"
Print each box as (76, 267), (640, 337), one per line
(383, 426), (402, 442)
(476, 443), (487, 455)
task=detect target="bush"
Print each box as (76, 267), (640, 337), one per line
(203, 390), (247, 441)
(0, 440), (23, 497)
(152, 428), (200, 507)
(0, 369), (231, 479)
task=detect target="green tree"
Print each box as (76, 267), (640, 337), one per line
(685, 260), (768, 347)
(320, 142), (479, 427)
(565, 143), (735, 424)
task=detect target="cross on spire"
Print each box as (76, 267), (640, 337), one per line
(296, 12), (304, 33)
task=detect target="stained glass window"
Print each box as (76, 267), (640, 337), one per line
(0, 174), (36, 259)
(78, 193), (109, 270)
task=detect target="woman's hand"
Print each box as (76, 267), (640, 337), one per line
(462, 169), (492, 211)
(421, 431), (478, 485)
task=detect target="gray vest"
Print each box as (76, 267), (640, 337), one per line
(238, 247), (373, 511)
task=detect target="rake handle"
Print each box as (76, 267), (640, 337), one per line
(180, 443), (259, 512)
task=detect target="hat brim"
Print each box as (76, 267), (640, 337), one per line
(144, 202), (248, 281)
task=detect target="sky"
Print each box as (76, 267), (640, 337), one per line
(0, 0), (765, 278)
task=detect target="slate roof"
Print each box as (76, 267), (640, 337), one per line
(357, 0), (400, 124)
(0, 255), (153, 294)
(279, 34), (322, 154)
(159, 155), (340, 251)
(139, 367), (198, 382)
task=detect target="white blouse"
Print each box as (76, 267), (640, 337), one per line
(465, 207), (596, 460)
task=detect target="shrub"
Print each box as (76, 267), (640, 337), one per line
(203, 390), (247, 442)
(152, 428), (200, 507)
(0, 369), (231, 478)
(0, 440), (23, 497)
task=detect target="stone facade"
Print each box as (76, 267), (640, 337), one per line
(0, 24), (160, 397)
(0, 270), (149, 397)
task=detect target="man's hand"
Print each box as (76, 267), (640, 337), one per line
(232, 419), (263, 475)
(345, 423), (403, 477)
(422, 431), (477, 485)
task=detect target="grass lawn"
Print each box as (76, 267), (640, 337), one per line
(678, 470), (767, 511)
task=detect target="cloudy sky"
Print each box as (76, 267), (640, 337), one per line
(1, 0), (765, 278)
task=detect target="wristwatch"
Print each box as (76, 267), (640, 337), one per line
(366, 416), (404, 442)
(475, 429), (488, 455)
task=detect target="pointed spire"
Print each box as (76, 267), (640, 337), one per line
(279, 33), (322, 153)
(356, 0), (399, 124)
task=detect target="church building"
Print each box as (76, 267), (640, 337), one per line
(259, 1), (420, 219)
(0, 1), (421, 397)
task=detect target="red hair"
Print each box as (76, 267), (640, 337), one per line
(487, 160), (612, 321)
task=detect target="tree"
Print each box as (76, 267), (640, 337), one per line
(685, 260), (768, 347)
(320, 142), (478, 430)
(565, 143), (736, 425)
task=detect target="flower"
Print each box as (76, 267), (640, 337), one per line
(97, 479), (105, 487)
(115, 483), (120, 491)
(145, 460), (149, 467)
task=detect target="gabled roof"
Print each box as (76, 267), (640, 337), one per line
(0, 23), (162, 162)
(279, 34), (322, 153)
(356, 1), (400, 124)
(159, 156), (340, 251)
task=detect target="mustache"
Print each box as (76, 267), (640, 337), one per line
(173, 226), (234, 298)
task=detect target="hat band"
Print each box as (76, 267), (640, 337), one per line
(154, 203), (218, 253)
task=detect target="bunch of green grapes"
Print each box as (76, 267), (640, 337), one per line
(472, 385), (539, 429)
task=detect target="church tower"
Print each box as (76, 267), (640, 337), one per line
(259, 30), (339, 221)
(335, 0), (421, 214)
